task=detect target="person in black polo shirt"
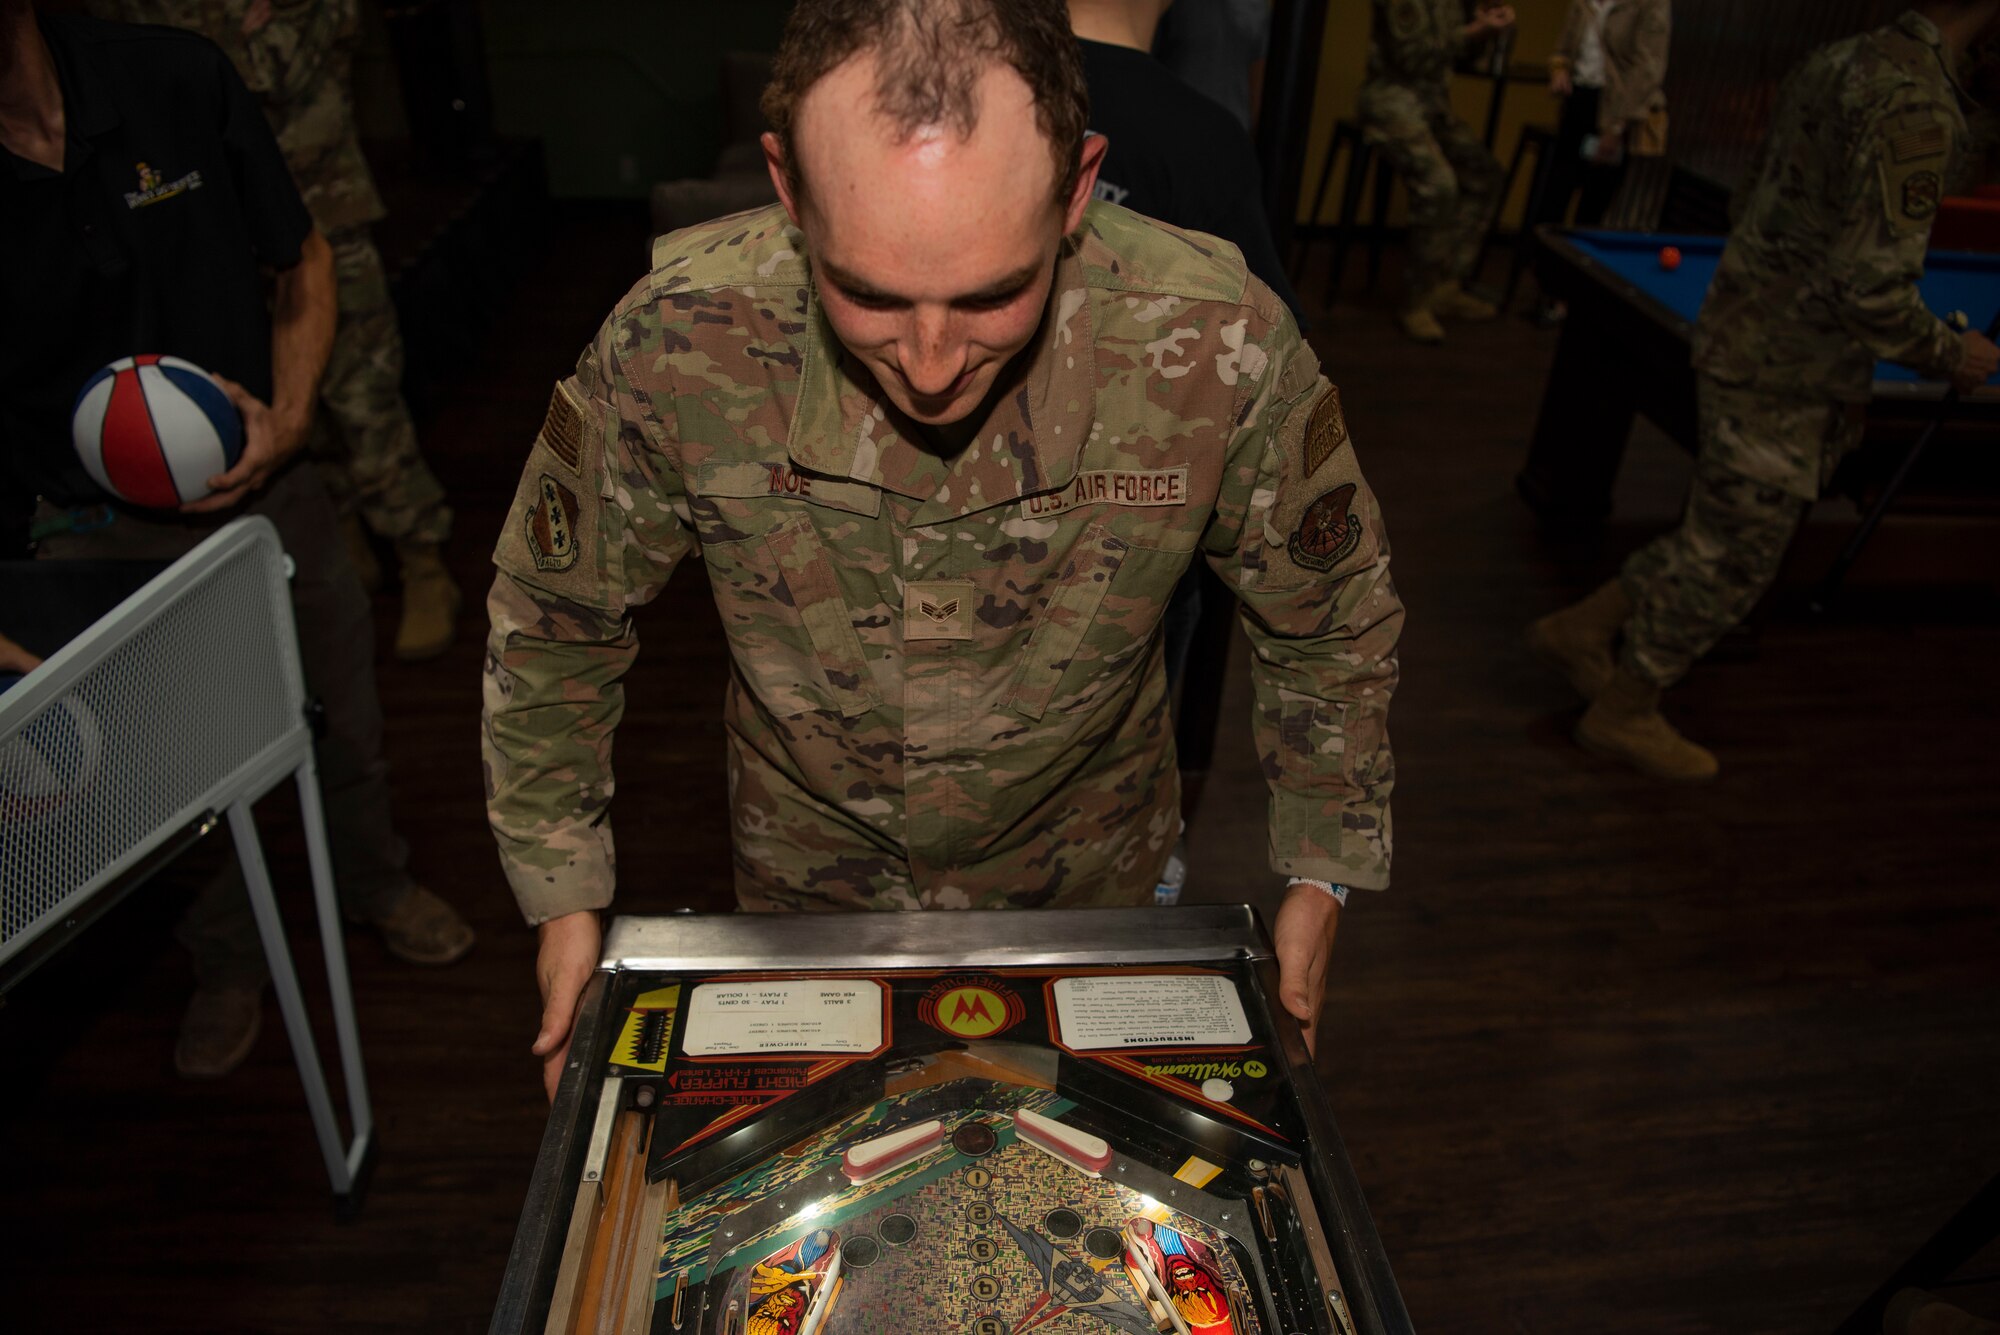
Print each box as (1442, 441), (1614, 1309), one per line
(1070, 0), (1299, 318)
(1067, 0), (1305, 895)
(0, 0), (474, 1076)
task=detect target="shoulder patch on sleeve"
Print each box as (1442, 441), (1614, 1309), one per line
(524, 473), (582, 572)
(1902, 168), (1942, 219)
(1885, 109), (1949, 163)
(1877, 106), (1953, 237)
(1287, 482), (1362, 572)
(1252, 373), (1379, 591)
(1303, 386), (1350, 477)
(539, 383), (586, 473)
(1880, 155), (1945, 236)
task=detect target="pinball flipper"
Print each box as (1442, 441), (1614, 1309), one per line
(840, 1118), (944, 1184)
(1013, 1108), (1112, 1176)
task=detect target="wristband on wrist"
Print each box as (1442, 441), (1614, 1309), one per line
(1286, 877), (1350, 906)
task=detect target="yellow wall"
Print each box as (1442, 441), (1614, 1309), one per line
(1296, 3), (1567, 228)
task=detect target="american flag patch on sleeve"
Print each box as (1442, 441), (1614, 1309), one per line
(1889, 120), (1947, 163)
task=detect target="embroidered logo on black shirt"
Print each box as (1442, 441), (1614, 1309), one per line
(123, 161), (204, 210)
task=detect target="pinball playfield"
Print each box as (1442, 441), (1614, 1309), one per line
(490, 908), (1412, 1335)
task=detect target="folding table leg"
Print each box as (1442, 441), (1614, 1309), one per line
(295, 759), (375, 1187)
(228, 782), (375, 1202)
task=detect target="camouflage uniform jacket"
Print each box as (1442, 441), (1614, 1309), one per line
(91, 0), (384, 230)
(483, 202), (1402, 925)
(1694, 10), (1966, 403)
(1364, 0), (1466, 94)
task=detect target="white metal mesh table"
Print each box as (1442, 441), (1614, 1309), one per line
(1, 516), (373, 1198)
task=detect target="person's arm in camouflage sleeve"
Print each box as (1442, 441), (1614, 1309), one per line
(1822, 91), (1965, 382)
(1203, 286), (1404, 1048)
(237, 0), (353, 104)
(482, 296), (695, 1097)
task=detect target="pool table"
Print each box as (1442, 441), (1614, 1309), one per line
(1517, 227), (2000, 523)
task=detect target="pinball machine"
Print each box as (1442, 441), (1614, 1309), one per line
(489, 907), (1414, 1335)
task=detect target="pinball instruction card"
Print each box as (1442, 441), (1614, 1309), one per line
(490, 908), (1413, 1335)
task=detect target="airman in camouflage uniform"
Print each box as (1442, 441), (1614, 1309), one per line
(484, 200), (1401, 920)
(93, 0), (460, 660)
(1530, 7), (2000, 781)
(498, 0), (1402, 1096)
(1357, 0), (1511, 342)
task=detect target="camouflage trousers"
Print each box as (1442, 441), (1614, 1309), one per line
(1357, 82), (1503, 303)
(312, 226), (452, 546)
(1620, 377), (1858, 688)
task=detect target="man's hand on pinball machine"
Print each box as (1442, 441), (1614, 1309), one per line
(1274, 879), (1345, 1057)
(533, 909), (603, 1102)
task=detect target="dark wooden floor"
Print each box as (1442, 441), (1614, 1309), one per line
(4, 206), (1996, 1334)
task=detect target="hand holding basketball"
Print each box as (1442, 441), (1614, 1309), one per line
(181, 374), (306, 514)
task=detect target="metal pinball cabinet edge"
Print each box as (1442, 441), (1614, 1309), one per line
(490, 907), (1415, 1335)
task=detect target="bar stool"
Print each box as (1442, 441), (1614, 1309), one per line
(1291, 118), (1396, 308)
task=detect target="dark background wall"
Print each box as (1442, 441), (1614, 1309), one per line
(1621, 0), (1904, 223)
(349, 0), (789, 197)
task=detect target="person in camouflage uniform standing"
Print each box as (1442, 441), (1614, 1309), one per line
(94, 0), (460, 660)
(486, 0), (1403, 1099)
(1531, 2), (2000, 782)
(1357, 0), (1513, 343)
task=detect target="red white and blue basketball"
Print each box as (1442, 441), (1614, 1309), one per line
(71, 355), (243, 508)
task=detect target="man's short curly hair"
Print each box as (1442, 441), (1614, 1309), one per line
(762, 0), (1090, 206)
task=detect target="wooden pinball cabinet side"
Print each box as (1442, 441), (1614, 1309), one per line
(491, 971), (676, 1335)
(541, 1073), (677, 1335)
(1247, 953), (1417, 1335)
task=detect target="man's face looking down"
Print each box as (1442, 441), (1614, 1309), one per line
(766, 52), (1105, 431)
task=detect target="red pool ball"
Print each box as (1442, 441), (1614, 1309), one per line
(1659, 245), (1682, 272)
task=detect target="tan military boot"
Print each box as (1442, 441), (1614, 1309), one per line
(1399, 303), (1446, 344)
(354, 885), (476, 965)
(174, 984), (263, 1078)
(1431, 281), (1499, 320)
(393, 541), (461, 661)
(1527, 579), (1632, 701)
(1576, 666), (1719, 782)
(1885, 1290), (2000, 1335)
(340, 512), (383, 595)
